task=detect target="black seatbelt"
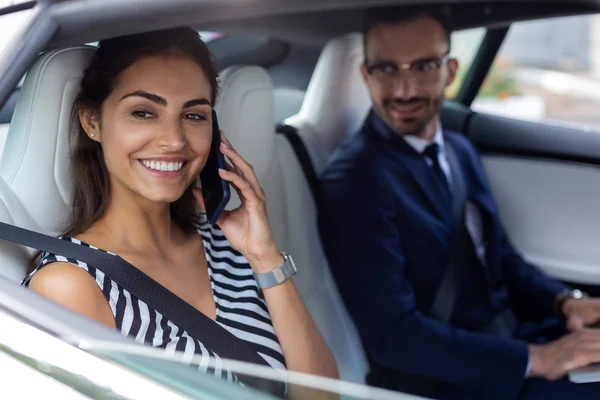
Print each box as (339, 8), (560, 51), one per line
(275, 124), (324, 213)
(429, 141), (468, 322)
(481, 309), (518, 338)
(0, 221), (270, 367)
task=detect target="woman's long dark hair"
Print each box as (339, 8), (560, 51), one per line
(28, 28), (219, 273)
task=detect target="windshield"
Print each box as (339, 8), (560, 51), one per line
(81, 341), (425, 400)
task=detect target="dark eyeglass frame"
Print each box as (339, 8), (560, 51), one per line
(365, 52), (452, 76)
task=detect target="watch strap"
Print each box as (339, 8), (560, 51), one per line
(253, 252), (297, 289)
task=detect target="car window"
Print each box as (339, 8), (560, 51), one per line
(85, 31), (224, 47)
(445, 28), (487, 100)
(199, 31), (225, 42)
(90, 343), (418, 400)
(472, 14), (600, 129)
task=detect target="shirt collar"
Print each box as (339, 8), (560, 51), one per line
(402, 121), (445, 155)
(367, 110), (445, 153)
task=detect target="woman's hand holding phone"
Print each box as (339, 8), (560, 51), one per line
(196, 134), (339, 380)
(193, 132), (283, 273)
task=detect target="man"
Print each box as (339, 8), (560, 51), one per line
(319, 6), (600, 400)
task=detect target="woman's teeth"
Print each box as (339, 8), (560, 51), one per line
(141, 160), (184, 172)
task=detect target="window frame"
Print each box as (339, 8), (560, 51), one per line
(455, 27), (510, 106)
(0, 0), (56, 110)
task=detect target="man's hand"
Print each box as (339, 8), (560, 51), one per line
(563, 297), (600, 331)
(528, 329), (600, 380)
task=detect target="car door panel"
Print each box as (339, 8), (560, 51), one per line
(470, 113), (600, 163)
(483, 155), (600, 285)
(442, 105), (600, 287)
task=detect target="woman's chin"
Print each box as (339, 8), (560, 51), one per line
(140, 189), (188, 205)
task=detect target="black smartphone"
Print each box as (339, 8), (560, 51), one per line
(199, 109), (231, 224)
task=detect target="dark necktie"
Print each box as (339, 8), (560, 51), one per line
(423, 143), (451, 200)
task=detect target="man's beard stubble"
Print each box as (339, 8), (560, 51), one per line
(379, 94), (445, 138)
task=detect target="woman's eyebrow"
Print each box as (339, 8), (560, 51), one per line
(183, 98), (210, 109)
(120, 91), (167, 106)
(119, 91), (210, 109)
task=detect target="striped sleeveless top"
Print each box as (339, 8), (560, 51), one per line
(22, 219), (286, 381)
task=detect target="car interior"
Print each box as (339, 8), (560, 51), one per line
(2, 0), (600, 389)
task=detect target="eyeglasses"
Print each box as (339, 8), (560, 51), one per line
(365, 53), (451, 86)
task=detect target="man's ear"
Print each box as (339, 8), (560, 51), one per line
(360, 62), (370, 85)
(446, 58), (459, 87)
(78, 107), (101, 142)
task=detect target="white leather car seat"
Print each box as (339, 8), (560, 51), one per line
(273, 87), (305, 123)
(216, 65), (369, 383)
(0, 124), (9, 156)
(0, 90), (21, 158)
(284, 33), (372, 175)
(0, 46), (95, 282)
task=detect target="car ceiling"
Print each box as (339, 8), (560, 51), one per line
(1, 0), (598, 109)
(48, 0), (600, 48)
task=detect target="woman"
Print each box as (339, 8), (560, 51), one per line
(22, 27), (337, 380)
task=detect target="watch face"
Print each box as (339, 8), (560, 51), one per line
(571, 289), (585, 299)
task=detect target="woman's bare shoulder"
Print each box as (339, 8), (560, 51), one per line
(28, 262), (116, 328)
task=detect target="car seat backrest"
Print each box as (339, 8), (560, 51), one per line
(216, 65), (369, 383)
(0, 47), (96, 282)
(285, 33), (371, 175)
(273, 87), (305, 123)
(0, 124), (9, 157)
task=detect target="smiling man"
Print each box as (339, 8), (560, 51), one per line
(319, 6), (600, 400)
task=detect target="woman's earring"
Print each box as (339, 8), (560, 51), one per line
(90, 133), (95, 137)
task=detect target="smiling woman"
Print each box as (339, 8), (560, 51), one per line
(20, 26), (337, 387)
(68, 31), (219, 235)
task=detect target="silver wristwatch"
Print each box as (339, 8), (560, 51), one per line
(253, 252), (297, 289)
(555, 288), (587, 318)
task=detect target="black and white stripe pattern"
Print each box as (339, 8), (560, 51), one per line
(22, 220), (286, 381)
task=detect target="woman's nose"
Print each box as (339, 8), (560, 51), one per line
(157, 121), (186, 151)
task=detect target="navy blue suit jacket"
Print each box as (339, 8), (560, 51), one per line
(319, 111), (566, 399)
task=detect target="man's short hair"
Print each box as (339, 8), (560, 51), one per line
(362, 6), (454, 59)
